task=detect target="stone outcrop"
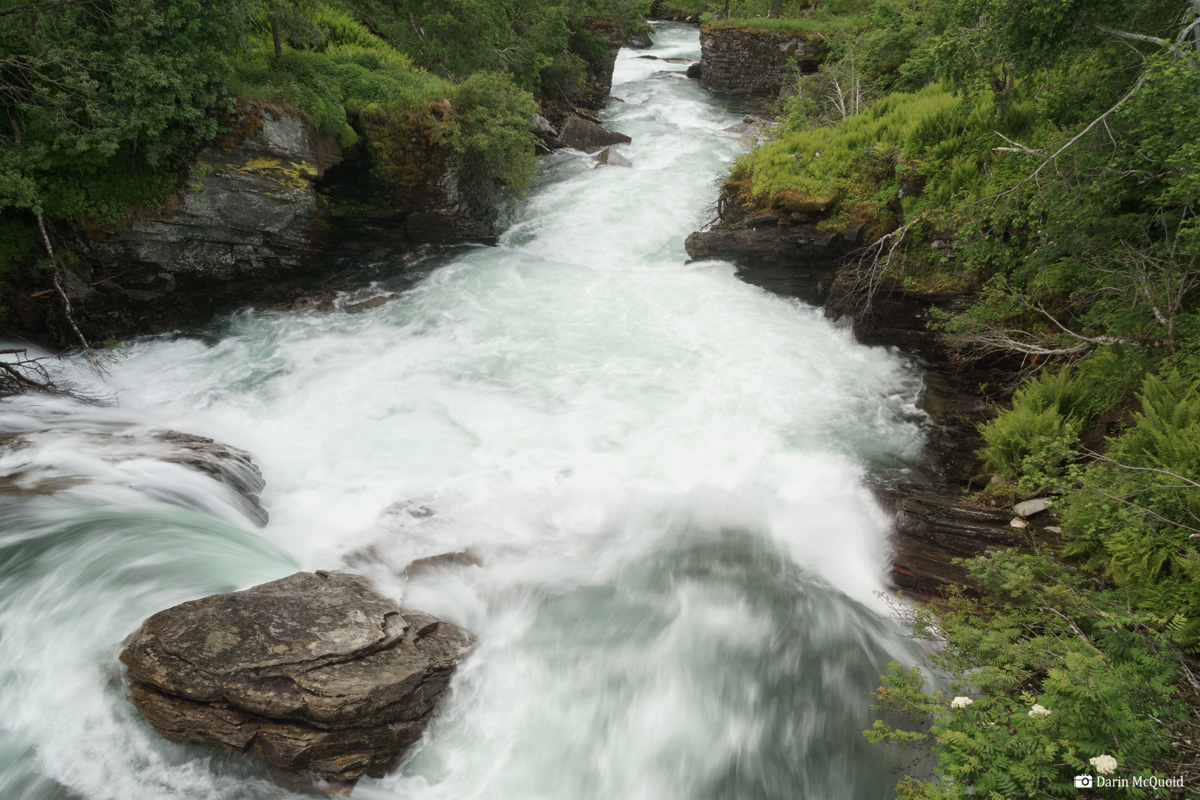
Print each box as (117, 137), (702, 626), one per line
(556, 114), (634, 150)
(685, 196), (890, 306)
(877, 483), (1063, 597)
(594, 147), (633, 168)
(152, 431), (270, 525)
(121, 571), (475, 789)
(699, 24), (825, 95)
(12, 106), (504, 345)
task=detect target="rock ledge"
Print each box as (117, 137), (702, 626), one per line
(121, 571), (475, 788)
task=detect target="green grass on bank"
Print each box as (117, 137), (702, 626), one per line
(712, 2), (873, 35)
(732, 82), (1049, 237)
(229, 8), (453, 147)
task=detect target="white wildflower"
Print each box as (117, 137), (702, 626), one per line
(1089, 755), (1118, 775)
(1028, 704), (1051, 717)
(950, 696), (973, 709)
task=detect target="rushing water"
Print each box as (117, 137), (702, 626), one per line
(0, 24), (930, 800)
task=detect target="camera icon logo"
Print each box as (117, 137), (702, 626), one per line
(1074, 775), (1094, 788)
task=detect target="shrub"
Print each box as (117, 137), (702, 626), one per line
(1064, 371), (1200, 644)
(979, 370), (1087, 485)
(867, 553), (1190, 799)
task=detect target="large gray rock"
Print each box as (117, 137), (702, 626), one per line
(121, 571), (475, 788)
(593, 147), (633, 168)
(555, 114), (632, 150)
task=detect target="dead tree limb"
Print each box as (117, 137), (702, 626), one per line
(34, 212), (102, 374)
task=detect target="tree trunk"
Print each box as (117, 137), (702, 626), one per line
(1192, 0), (1200, 52)
(269, 1), (282, 61)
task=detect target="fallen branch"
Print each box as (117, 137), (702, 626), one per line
(836, 212), (926, 318)
(34, 212), (102, 375)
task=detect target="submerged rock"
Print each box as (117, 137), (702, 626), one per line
(555, 114), (633, 150)
(344, 294), (401, 314)
(121, 571), (475, 789)
(0, 428), (269, 525)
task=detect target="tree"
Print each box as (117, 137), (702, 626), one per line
(262, 0), (320, 61)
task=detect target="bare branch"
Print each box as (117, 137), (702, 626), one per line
(1084, 450), (1200, 492)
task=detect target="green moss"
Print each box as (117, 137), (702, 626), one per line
(232, 154), (319, 190)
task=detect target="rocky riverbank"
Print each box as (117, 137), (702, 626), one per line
(5, 22), (641, 349)
(689, 203), (1048, 598)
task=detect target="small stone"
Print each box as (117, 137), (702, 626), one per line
(1013, 497), (1052, 517)
(1010, 517), (1029, 528)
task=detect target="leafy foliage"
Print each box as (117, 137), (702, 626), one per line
(867, 553), (1191, 798)
(1064, 372), (1200, 644)
(979, 370), (1087, 486)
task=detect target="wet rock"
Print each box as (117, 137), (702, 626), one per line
(684, 223), (846, 306)
(686, 62), (702, 79)
(153, 431), (269, 525)
(121, 571), (476, 789)
(402, 551), (482, 578)
(627, 31), (654, 49)
(405, 211), (497, 245)
(593, 147), (633, 168)
(0, 428), (269, 525)
(344, 294), (400, 314)
(555, 114), (632, 150)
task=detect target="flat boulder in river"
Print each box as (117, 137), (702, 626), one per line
(120, 571), (475, 789)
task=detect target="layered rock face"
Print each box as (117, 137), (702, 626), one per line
(685, 195), (885, 306)
(16, 108), (501, 344)
(121, 571), (475, 788)
(699, 25), (824, 95)
(93, 113), (341, 287)
(29, 112), (345, 341)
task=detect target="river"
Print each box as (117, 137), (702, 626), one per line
(0, 23), (929, 800)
